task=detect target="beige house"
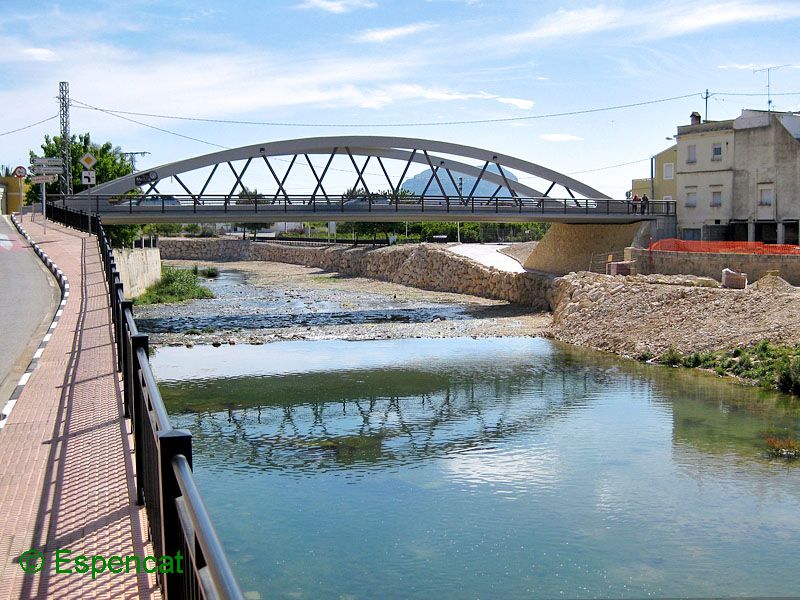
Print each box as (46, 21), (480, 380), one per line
(674, 109), (800, 243)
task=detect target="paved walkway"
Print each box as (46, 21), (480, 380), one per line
(0, 215), (156, 599)
(0, 217), (59, 406)
(445, 243), (526, 273)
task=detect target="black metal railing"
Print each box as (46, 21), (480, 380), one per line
(46, 203), (244, 600)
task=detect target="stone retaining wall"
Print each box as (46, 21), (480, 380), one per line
(159, 238), (556, 309)
(627, 247), (800, 285)
(113, 247), (162, 298)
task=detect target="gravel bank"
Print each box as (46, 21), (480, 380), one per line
(137, 260), (550, 347)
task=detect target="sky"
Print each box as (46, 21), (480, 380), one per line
(2, 0), (800, 198)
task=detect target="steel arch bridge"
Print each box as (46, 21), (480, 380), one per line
(67, 136), (673, 224)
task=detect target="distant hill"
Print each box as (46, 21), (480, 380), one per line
(401, 164), (518, 197)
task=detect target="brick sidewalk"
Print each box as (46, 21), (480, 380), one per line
(0, 215), (156, 599)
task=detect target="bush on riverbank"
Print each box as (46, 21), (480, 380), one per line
(135, 267), (214, 304)
(655, 340), (800, 396)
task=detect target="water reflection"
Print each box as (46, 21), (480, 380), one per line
(163, 364), (601, 475)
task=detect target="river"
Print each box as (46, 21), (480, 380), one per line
(145, 267), (800, 599)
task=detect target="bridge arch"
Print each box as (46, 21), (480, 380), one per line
(86, 135), (610, 201)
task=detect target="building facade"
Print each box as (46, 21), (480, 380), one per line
(672, 109), (800, 243)
(631, 145), (678, 203)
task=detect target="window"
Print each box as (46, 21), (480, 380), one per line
(759, 187), (774, 206)
(663, 162), (674, 180)
(682, 228), (701, 241)
(711, 190), (722, 206)
(685, 191), (697, 207)
(711, 143), (722, 161)
(687, 145), (697, 163)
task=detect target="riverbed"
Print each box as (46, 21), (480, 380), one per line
(136, 260), (549, 346)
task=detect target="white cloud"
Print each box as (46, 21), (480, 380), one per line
(357, 23), (435, 42)
(496, 96), (534, 110)
(540, 133), (583, 142)
(508, 1), (800, 43)
(536, 76), (549, 81)
(511, 6), (623, 42)
(21, 48), (58, 62)
(296, 0), (376, 13)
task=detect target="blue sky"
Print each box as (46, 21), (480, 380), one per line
(2, 0), (799, 197)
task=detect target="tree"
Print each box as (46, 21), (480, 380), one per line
(27, 132), (140, 247)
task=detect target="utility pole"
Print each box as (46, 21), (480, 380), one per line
(58, 82), (72, 197)
(702, 89), (711, 122)
(121, 151), (150, 171)
(753, 65), (790, 113)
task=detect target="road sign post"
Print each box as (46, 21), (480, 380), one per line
(41, 183), (47, 235)
(13, 166), (26, 217)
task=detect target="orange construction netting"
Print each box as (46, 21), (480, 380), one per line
(650, 239), (800, 255)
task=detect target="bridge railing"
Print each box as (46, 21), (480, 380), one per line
(46, 203), (244, 600)
(59, 193), (676, 218)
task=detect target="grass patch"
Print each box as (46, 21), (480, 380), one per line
(656, 340), (800, 398)
(135, 267), (214, 305)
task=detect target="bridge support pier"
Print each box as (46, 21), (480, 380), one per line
(522, 222), (645, 275)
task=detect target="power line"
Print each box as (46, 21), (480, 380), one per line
(0, 115), (58, 137)
(70, 99), (229, 149)
(71, 92), (702, 128)
(569, 157), (651, 175)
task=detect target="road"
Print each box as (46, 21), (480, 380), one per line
(0, 216), (59, 405)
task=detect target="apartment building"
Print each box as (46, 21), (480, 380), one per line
(673, 109), (800, 243)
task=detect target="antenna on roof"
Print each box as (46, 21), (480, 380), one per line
(753, 64), (790, 113)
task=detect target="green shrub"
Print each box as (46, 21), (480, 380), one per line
(660, 346), (682, 367)
(776, 357), (800, 396)
(200, 266), (219, 278)
(682, 352), (702, 368)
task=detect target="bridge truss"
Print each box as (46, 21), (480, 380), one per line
(68, 136), (672, 223)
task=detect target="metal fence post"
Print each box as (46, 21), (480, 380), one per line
(158, 429), (193, 596)
(120, 300), (133, 418)
(131, 334), (149, 506)
(114, 279), (124, 372)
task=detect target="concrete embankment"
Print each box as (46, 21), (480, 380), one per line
(113, 248), (161, 298)
(158, 238), (556, 310)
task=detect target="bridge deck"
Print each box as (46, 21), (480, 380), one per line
(64, 196), (672, 225)
(0, 215), (156, 599)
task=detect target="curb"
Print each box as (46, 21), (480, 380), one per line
(0, 214), (70, 430)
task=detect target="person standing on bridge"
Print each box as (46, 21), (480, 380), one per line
(630, 194), (640, 214)
(641, 193), (649, 215)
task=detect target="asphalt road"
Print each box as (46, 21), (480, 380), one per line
(0, 216), (59, 405)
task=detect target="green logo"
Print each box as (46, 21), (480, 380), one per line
(19, 550), (45, 574)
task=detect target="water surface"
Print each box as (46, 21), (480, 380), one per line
(152, 337), (800, 599)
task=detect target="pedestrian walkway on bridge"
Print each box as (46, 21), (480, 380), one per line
(0, 215), (156, 599)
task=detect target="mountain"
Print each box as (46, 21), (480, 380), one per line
(400, 163), (519, 197)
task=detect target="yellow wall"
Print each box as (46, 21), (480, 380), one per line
(629, 145), (677, 201)
(0, 176), (28, 213)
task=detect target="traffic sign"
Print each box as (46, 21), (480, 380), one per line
(30, 165), (62, 175)
(29, 175), (58, 184)
(79, 152), (97, 169)
(31, 157), (63, 166)
(134, 170), (159, 186)
(13, 166), (27, 178)
(81, 170), (96, 185)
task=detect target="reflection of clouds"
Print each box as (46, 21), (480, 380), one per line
(442, 445), (559, 496)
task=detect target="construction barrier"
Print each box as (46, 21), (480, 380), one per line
(650, 239), (800, 255)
